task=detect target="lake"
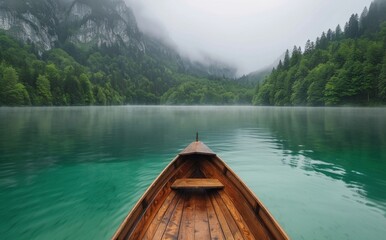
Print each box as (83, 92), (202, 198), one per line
(0, 106), (385, 239)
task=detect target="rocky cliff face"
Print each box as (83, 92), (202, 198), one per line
(65, 0), (144, 50)
(0, 0), (59, 50)
(0, 0), (236, 78)
(0, 0), (144, 51)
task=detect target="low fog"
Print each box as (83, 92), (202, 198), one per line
(125, 0), (373, 75)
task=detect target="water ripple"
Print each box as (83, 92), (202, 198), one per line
(0, 106), (386, 240)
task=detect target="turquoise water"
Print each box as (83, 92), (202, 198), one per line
(0, 106), (385, 239)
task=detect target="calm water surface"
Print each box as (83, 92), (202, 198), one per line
(0, 106), (385, 239)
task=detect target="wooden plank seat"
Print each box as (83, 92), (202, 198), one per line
(171, 178), (224, 190)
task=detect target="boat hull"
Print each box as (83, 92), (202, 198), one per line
(113, 143), (289, 240)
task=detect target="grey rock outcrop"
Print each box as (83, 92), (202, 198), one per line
(0, 0), (144, 51)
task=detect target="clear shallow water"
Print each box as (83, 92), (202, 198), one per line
(0, 106), (385, 239)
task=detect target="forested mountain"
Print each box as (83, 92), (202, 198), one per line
(253, 0), (386, 106)
(0, 0), (243, 106)
(2, 0), (385, 106)
(238, 68), (271, 87)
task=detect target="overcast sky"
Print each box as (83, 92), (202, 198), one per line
(125, 0), (373, 75)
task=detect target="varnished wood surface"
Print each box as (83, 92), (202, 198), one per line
(143, 189), (256, 240)
(179, 141), (216, 156)
(112, 142), (289, 240)
(171, 178), (224, 190)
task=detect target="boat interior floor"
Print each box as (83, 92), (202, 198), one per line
(141, 188), (256, 240)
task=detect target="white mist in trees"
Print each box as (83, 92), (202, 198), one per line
(126, 0), (373, 74)
(253, 0), (386, 106)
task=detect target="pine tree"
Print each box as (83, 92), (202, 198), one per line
(283, 49), (290, 69)
(277, 60), (283, 70)
(346, 14), (359, 38)
(319, 32), (328, 49)
(327, 29), (333, 41)
(335, 25), (343, 40)
(290, 46), (302, 66)
(304, 40), (313, 54)
(359, 6), (369, 34)
(254, 0), (386, 106)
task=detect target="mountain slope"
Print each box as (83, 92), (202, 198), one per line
(0, 0), (244, 106)
(253, 0), (386, 106)
(0, 0), (236, 77)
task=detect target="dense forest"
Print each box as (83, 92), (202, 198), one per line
(0, 32), (251, 106)
(253, 0), (386, 106)
(1, 0), (386, 106)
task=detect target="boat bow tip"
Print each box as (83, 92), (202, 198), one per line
(179, 141), (216, 156)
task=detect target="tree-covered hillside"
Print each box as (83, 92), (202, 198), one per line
(253, 0), (386, 106)
(0, 0), (247, 106)
(0, 32), (251, 106)
(2, 0), (386, 106)
(161, 74), (253, 105)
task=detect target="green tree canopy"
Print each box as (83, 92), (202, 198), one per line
(0, 66), (30, 105)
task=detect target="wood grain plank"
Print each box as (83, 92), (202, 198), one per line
(179, 141), (216, 156)
(210, 158), (256, 209)
(162, 194), (185, 239)
(152, 194), (181, 240)
(171, 178), (224, 190)
(141, 191), (177, 240)
(125, 159), (195, 240)
(210, 157), (288, 239)
(194, 192), (210, 240)
(201, 161), (270, 240)
(209, 194), (235, 240)
(212, 192), (244, 240)
(130, 161), (197, 240)
(206, 193), (225, 240)
(218, 191), (255, 240)
(178, 193), (195, 240)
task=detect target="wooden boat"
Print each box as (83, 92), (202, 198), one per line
(113, 140), (289, 240)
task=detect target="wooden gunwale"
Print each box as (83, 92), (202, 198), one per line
(134, 160), (198, 240)
(200, 158), (270, 239)
(113, 155), (184, 239)
(205, 155), (289, 240)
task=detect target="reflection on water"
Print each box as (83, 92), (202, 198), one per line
(260, 108), (386, 208)
(0, 106), (385, 239)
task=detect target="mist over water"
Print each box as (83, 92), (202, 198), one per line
(0, 106), (385, 239)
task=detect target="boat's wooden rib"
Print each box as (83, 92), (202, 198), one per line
(112, 141), (289, 240)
